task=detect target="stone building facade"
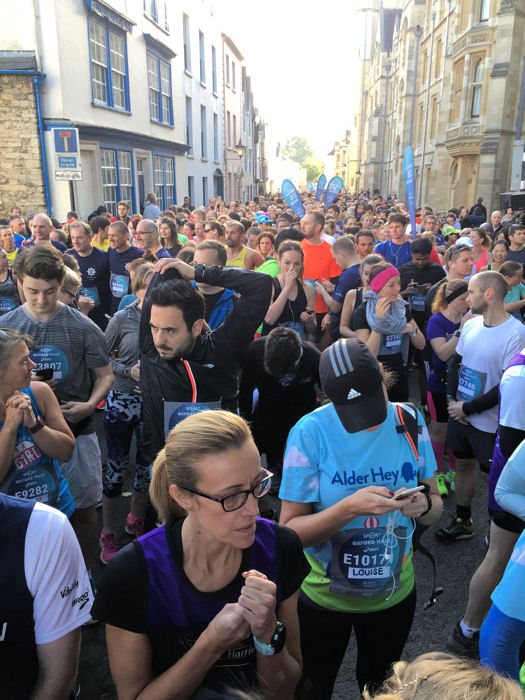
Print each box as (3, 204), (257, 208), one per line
(337, 0), (525, 210)
(0, 61), (46, 216)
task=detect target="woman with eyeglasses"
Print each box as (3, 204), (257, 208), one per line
(204, 219), (226, 244)
(93, 410), (309, 699)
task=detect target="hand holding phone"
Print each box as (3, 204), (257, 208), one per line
(392, 485), (425, 500)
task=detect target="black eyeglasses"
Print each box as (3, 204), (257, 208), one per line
(180, 470), (273, 512)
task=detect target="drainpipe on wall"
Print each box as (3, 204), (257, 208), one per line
(0, 69), (50, 214)
(409, 25), (422, 148)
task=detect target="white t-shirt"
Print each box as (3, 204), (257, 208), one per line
(456, 316), (525, 432)
(500, 349), (525, 430)
(321, 232), (335, 245)
(25, 502), (92, 643)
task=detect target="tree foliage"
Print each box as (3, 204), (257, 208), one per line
(303, 157), (324, 183)
(283, 137), (314, 165)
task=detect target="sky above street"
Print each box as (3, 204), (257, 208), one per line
(217, 0), (363, 159)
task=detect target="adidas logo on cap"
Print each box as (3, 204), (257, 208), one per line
(346, 388), (362, 400)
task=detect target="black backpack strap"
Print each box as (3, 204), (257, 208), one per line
(393, 402), (419, 461)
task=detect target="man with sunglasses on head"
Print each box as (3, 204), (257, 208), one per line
(424, 243), (474, 318)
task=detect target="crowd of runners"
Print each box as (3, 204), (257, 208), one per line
(1, 191), (525, 698)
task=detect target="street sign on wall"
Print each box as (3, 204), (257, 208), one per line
(52, 127), (82, 178)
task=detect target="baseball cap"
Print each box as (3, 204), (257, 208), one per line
(442, 225), (461, 237)
(319, 339), (387, 433)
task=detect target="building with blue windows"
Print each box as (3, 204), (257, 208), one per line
(0, 0), (270, 219)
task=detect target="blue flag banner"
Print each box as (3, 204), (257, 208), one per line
(324, 176), (344, 208)
(315, 174), (327, 201)
(403, 146), (417, 240)
(281, 179), (306, 218)
(307, 182), (315, 192)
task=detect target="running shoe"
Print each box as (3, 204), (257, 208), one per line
(447, 621), (480, 658)
(99, 531), (119, 564)
(435, 517), (474, 544)
(445, 470), (456, 493)
(520, 661), (525, 693)
(435, 473), (449, 497)
(125, 513), (144, 538)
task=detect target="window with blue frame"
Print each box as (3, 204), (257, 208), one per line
(144, 0), (169, 32)
(147, 52), (173, 125)
(89, 17), (130, 111)
(100, 148), (135, 214)
(153, 155), (175, 209)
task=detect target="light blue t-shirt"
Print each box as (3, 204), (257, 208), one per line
(492, 440), (525, 622)
(280, 402), (436, 612)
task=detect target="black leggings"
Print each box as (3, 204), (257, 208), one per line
(297, 587), (416, 698)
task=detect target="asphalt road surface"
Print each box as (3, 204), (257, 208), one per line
(80, 396), (491, 699)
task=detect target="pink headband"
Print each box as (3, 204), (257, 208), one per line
(370, 267), (400, 293)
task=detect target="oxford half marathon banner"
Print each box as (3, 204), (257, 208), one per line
(403, 146), (417, 240)
(315, 174), (327, 201)
(281, 179), (306, 218)
(324, 176), (344, 208)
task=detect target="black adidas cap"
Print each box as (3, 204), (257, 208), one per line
(319, 339), (387, 433)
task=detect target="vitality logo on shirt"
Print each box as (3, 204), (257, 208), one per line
(60, 580), (79, 598)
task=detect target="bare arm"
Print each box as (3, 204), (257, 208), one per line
(339, 290), (358, 338)
(314, 282), (342, 313)
(31, 629), (80, 700)
(408, 320), (425, 350)
(280, 487), (404, 548)
(355, 327), (381, 357)
(61, 363), (114, 424)
(264, 276), (294, 325)
(26, 382), (75, 462)
(246, 248), (265, 270)
(430, 335), (460, 362)
(256, 592), (302, 700)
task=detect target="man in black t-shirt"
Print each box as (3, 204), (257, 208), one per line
(506, 224), (525, 266)
(399, 237), (446, 406)
(399, 238), (446, 331)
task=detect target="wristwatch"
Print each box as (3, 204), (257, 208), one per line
(454, 330), (461, 338)
(418, 482), (433, 517)
(253, 621), (287, 656)
(28, 416), (45, 434)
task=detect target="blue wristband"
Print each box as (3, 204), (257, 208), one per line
(253, 635), (275, 656)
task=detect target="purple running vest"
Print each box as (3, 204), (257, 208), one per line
(488, 350), (525, 512)
(137, 517), (281, 694)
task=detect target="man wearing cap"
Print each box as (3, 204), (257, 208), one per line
(280, 338), (442, 698)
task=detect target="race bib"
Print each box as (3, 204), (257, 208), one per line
(409, 292), (425, 311)
(457, 365), (487, 401)
(164, 400), (221, 437)
(383, 333), (402, 351)
(0, 296), (15, 313)
(31, 345), (71, 381)
(80, 286), (100, 307)
(3, 440), (59, 506)
(110, 273), (129, 298)
(328, 525), (406, 598)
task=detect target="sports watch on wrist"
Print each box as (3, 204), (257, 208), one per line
(454, 330), (461, 338)
(253, 621), (287, 656)
(28, 416), (45, 434)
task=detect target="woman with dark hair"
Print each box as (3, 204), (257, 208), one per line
(159, 218), (182, 257)
(425, 279), (471, 496)
(262, 240), (316, 339)
(351, 262), (425, 401)
(339, 253), (383, 338)
(481, 239), (508, 272)
(204, 219), (226, 243)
